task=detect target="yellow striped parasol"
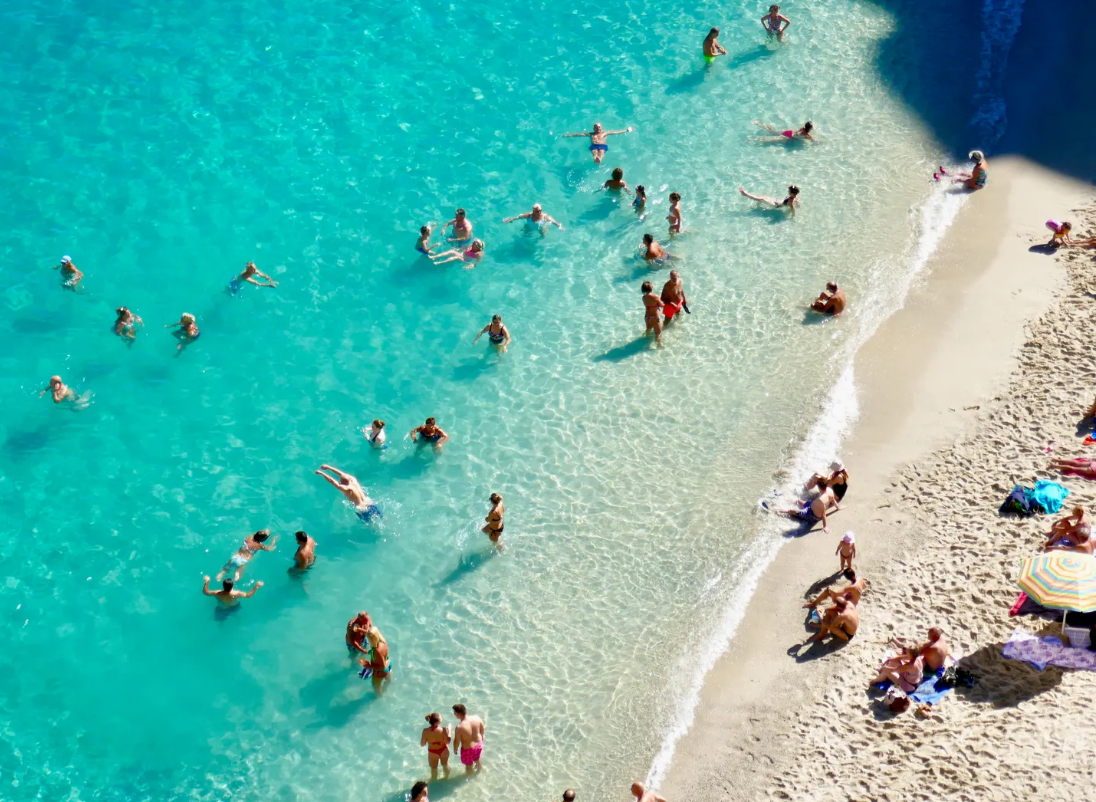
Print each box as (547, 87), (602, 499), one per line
(1017, 552), (1096, 612)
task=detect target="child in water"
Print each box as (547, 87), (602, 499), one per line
(633, 185), (647, 212)
(416, 224), (436, 254)
(666, 192), (683, 234)
(603, 167), (632, 194)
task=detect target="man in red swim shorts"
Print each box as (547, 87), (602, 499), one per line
(452, 703), (485, 774)
(660, 270), (688, 325)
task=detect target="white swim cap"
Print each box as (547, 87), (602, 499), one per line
(61, 255), (72, 263)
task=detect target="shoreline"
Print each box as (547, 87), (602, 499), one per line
(658, 156), (1094, 799)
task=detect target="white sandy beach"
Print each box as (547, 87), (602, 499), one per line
(659, 157), (1096, 800)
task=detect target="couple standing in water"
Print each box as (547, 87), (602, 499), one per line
(420, 704), (486, 779)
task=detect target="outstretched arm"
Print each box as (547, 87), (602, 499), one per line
(605, 127), (634, 136)
(243, 581), (263, 598)
(561, 132), (590, 138)
(202, 577), (217, 596)
(503, 213), (531, 223)
(473, 324), (489, 344)
(545, 215), (564, 229)
(321, 464), (352, 480)
(314, 470), (342, 489)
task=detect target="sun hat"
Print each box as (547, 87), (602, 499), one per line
(842, 531), (855, 543)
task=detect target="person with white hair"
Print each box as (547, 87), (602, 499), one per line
(953, 149), (987, 190)
(502, 203), (564, 234)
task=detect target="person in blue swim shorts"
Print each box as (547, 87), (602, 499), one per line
(315, 463), (381, 522)
(228, 261), (278, 294)
(561, 121), (635, 164)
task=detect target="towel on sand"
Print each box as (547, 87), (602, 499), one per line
(1002, 630), (1096, 671)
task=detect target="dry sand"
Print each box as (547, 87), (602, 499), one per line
(659, 157), (1096, 801)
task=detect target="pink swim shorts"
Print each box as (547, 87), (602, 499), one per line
(460, 741), (484, 766)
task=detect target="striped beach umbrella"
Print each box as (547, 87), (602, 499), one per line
(1017, 552), (1096, 612)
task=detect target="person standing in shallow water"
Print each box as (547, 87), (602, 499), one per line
(292, 530), (316, 570)
(410, 417), (449, 450)
(473, 315), (511, 352)
(452, 704), (485, 774)
(421, 712), (452, 779)
(761, 4), (790, 40)
(482, 493), (505, 544)
(661, 270), (688, 325)
(561, 122), (635, 164)
(703, 27), (727, 63)
(642, 281), (664, 345)
(202, 576), (262, 607)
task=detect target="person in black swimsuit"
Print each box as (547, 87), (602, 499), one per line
(411, 417), (450, 450)
(473, 315), (511, 352)
(482, 493), (504, 544)
(806, 460), (848, 502)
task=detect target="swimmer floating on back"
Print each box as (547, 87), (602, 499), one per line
(53, 255), (83, 291)
(473, 314), (511, 352)
(430, 238), (484, 268)
(503, 204), (564, 234)
(739, 184), (800, 215)
(561, 122), (635, 164)
(228, 262), (277, 294)
(315, 463), (381, 522)
(752, 120), (816, 142)
(703, 27), (728, 63)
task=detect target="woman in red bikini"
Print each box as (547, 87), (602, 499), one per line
(420, 712), (451, 778)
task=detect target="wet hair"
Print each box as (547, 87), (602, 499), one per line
(373, 419), (385, 428)
(492, 314), (501, 323)
(635, 185), (646, 196)
(222, 580), (234, 592)
(295, 530), (308, 543)
(564, 792), (576, 802)
(642, 233), (654, 245)
(116, 307), (129, 317)
(452, 703), (467, 716)
(968, 150), (984, 163)
(411, 781), (428, 801)
(708, 27), (719, 36)
(788, 185), (800, 196)
(611, 167), (623, 180)
(426, 712), (442, 726)
(181, 313), (196, 324)
(641, 281), (653, 293)
(425, 417), (436, 426)
(490, 493), (502, 504)
(455, 207), (466, 216)
(826, 282), (838, 291)
(669, 192), (681, 203)
(802, 121), (813, 132)
(420, 225), (430, 235)
(253, 529), (270, 543)
(471, 239), (485, 250)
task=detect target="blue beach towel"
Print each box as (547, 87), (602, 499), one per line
(909, 672), (953, 706)
(1031, 480), (1070, 514)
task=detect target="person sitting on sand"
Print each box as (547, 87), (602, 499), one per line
(411, 417), (450, 449)
(1046, 522), (1094, 554)
(739, 184), (799, 214)
(430, 238), (484, 268)
(870, 646), (924, 691)
(503, 203), (564, 233)
(1050, 456), (1096, 480)
(805, 573), (868, 609)
(603, 167), (632, 195)
(805, 460), (849, 502)
(761, 4), (790, 40)
(810, 281), (846, 317)
(703, 27), (727, 62)
(1046, 220), (1073, 249)
(891, 627), (951, 674)
(771, 484), (840, 532)
(752, 120), (815, 143)
(808, 595), (858, 642)
(561, 122), (635, 164)
(836, 531), (856, 574)
(953, 150), (987, 190)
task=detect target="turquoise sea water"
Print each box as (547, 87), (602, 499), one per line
(0, 0), (983, 799)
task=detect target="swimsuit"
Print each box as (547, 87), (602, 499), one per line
(782, 130), (795, 138)
(460, 741), (484, 766)
(703, 54), (716, 63)
(589, 143), (608, 152)
(463, 249), (479, 260)
(427, 728), (449, 755)
(356, 503), (382, 522)
(419, 430), (442, 442)
(662, 301), (682, 321)
(795, 502), (818, 523)
(632, 196), (645, 207)
(228, 277), (243, 294)
(974, 168), (987, 188)
(488, 328), (505, 344)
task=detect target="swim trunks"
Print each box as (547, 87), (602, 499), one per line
(228, 277), (242, 295)
(795, 502), (818, 523)
(589, 143), (608, 152)
(460, 742), (483, 766)
(356, 503), (382, 523)
(703, 54), (716, 63)
(663, 301), (682, 321)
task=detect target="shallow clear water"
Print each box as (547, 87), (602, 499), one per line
(0, 0), (964, 799)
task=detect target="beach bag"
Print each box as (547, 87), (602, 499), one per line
(884, 686), (909, 713)
(999, 485), (1035, 516)
(1031, 480), (1070, 515)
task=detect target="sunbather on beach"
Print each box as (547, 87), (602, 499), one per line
(805, 460), (849, 501)
(837, 532), (856, 573)
(953, 150), (987, 190)
(1045, 507), (1087, 547)
(1050, 456), (1096, 480)
(772, 484), (840, 532)
(870, 647), (924, 692)
(808, 596), (858, 642)
(1046, 523), (1094, 554)
(804, 573), (868, 609)
(890, 628), (951, 674)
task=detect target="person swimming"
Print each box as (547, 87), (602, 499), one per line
(561, 122), (635, 164)
(703, 27), (727, 62)
(473, 315), (511, 351)
(410, 417), (449, 450)
(431, 239), (484, 268)
(633, 185), (647, 212)
(216, 529), (278, 583)
(292, 530), (316, 570)
(365, 419), (387, 448)
(752, 120), (815, 142)
(228, 262), (277, 294)
(166, 313), (200, 351)
(761, 4), (790, 40)
(503, 204), (564, 234)
(53, 255), (83, 290)
(603, 167), (632, 195)
(416, 224), (437, 254)
(315, 464), (382, 522)
(113, 307), (144, 342)
(40, 375), (76, 404)
(739, 184), (800, 214)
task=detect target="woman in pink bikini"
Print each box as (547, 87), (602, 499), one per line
(751, 120), (815, 142)
(1050, 456), (1096, 480)
(430, 238), (484, 268)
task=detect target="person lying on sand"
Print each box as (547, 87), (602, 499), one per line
(807, 596), (858, 642)
(1050, 456), (1096, 480)
(1045, 506), (1087, 545)
(804, 573), (868, 609)
(810, 282), (846, 316)
(771, 484), (840, 532)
